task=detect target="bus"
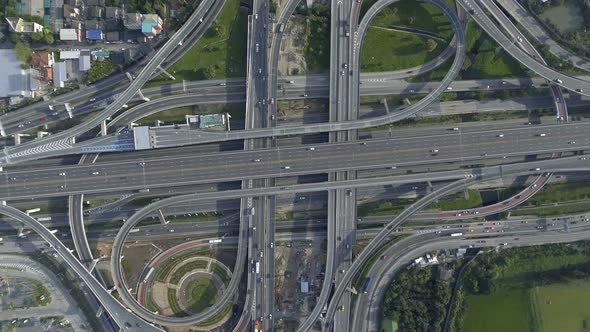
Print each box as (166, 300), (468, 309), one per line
(362, 277), (373, 294)
(450, 232), (464, 237)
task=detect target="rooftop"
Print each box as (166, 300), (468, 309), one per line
(0, 49), (32, 98)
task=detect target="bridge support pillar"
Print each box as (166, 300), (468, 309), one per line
(137, 89), (150, 102)
(346, 286), (358, 295)
(89, 257), (100, 272)
(96, 306), (104, 318)
(463, 188), (470, 200)
(107, 287), (115, 294)
(158, 209), (169, 225)
(125, 72), (134, 82)
(426, 181), (433, 193)
(37, 131), (49, 138)
(101, 120), (107, 136)
(381, 98), (390, 113)
(157, 65), (175, 80)
(155, 120), (163, 127)
(64, 103), (73, 119)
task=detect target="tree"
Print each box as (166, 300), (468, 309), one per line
(31, 31), (43, 42)
(15, 42), (32, 63)
(194, 66), (215, 80)
(43, 33), (54, 44)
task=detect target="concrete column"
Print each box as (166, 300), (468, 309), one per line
(64, 103), (73, 118)
(14, 134), (21, 145)
(381, 98), (390, 114)
(101, 120), (107, 136)
(96, 306), (104, 317)
(158, 209), (169, 225)
(157, 65), (175, 80)
(37, 131), (49, 138)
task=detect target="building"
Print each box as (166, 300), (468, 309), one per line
(185, 113), (230, 131)
(52, 62), (67, 88)
(300, 280), (309, 293)
(30, 51), (53, 69)
(105, 31), (120, 42)
(0, 49), (33, 99)
(124, 13), (142, 30)
(89, 6), (103, 19)
(79, 55), (91, 71)
(86, 29), (104, 41)
(63, 4), (79, 19)
(141, 14), (163, 37)
(105, 6), (123, 19)
(59, 28), (80, 41)
(60, 50), (80, 59)
(30, 51), (54, 82)
(5, 17), (43, 33)
(15, 0), (44, 16)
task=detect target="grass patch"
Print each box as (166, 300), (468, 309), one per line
(511, 201), (590, 217)
(525, 182), (590, 206)
(368, 0), (454, 41)
(361, 28), (446, 72)
(427, 189), (482, 211)
(358, 198), (417, 217)
(462, 21), (528, 79)
(167, 288), (184, 316)
(195, 303), (232, 327)
(462, 288), (530, 332)
(28, 278), (52, 307)
(154, 249), (210, 283)
(535, 280), (590, 332)
(185, 277), (220, 313)
(211, 263), (231, 285)
(151, 0), (248, 82)
(302, 4), (330, 72)
(169, 260), (209, 285)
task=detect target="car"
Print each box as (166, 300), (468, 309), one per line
(58, 172), (66, 176)
(219, 82), (226, 86)
(538, 133), (546, 137)
(535, 167), (541, 171)
(253, 159), (261, 162)
(346, 189), (353, 196)
(576, 89), (584, 93)
(169, 229), (175, 233)
(342, 63), (348, 69)
(302, 94), (308, 97)
(452, 127), (459, 131)
(91, 172), (99, 175)
(9, 177), (16, 181)
(270, 242), (273, 248)
(89, 98), (96, 102)
(389, 166), (397, 169)
(255, 14), (258, 19)
(258, 68), (262, 74)
(580, 157), (587, 160)
(446, 87), (453, 90)
(570, 141), (576, 144)
(307, 147), (316, 151)
(271, 114), (276, 120)
(498, 134), (504, 138)
(431, 149), (439, 153)
(59, 185), (64, 189)
(409, 89), (415, 93)
(299, 196), (306, 200)
(556, 79), (563, 84)
(18, 124), (24, 128)
(282, 166), (291, 169)
(138, 161), (145, 166)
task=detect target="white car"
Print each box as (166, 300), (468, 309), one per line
(92, 172), (99, 175)
(58, 172), (66, 176)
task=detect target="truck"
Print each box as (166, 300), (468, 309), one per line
(277, 23), (284, 33)
(450, 232), (464, 237)
(255, 262), (260, 274)
(209, 239), (222, 244)
(362, 277), (373, 294)
(130, 228), (140, 233)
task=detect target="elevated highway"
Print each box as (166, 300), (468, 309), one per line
(1, 121), (588, 199)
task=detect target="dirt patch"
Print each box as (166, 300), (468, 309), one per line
(275, 239), (327, 325)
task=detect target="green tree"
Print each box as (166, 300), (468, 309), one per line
(43, 33), (54, 44)
(15, 42), (32, 63)
(31, 31), (43, 42)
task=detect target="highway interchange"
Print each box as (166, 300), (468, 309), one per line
(1, 0), (590, 331)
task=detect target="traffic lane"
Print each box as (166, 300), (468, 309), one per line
(2, 123), (590, 198)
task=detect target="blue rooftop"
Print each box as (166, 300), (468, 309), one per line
(86, 29), (103, 40)
(141, 22), (156, 33)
